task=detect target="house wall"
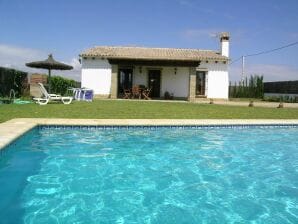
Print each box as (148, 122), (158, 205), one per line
(132, 63), (228, 99)
(81, 59), (112, 95)
(161, 67), (189, 98)
(132, 66), (190, 98)
(132, 67), (146, 86)
(81, 59), (229, 99)
(199, 62), (229, 99)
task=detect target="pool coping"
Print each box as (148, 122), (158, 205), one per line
(1, 118), (298, 150)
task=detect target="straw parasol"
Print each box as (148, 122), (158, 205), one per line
(26, 54), (73, 93)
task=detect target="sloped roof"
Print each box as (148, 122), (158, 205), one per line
(80, 46), (228, 61)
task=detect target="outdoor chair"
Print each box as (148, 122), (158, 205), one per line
(142, 87), (152, 100)
(33, 83), (73, 105)
(123, 89), (132, 99)
(69, 87), (93, 102)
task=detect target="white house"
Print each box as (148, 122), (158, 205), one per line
(80, 32), (230, 101)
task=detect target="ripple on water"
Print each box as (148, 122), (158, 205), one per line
(0, 127), (297, 223)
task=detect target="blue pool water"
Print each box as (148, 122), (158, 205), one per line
(0, 126), (298, 224)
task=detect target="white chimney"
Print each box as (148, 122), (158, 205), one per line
(220, 32), (230, 57)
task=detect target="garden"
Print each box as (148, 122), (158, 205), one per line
(1, 71), (298, 123)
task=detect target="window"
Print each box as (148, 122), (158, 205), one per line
(118, 69), (133, 96)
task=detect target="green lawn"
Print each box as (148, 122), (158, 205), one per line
(0, 100), (297, 123)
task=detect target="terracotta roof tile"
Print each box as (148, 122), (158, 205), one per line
(80, 46), (228, 61)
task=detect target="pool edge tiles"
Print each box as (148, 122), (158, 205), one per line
(1, 118), (298, 150)
(39, 124), (298, 130)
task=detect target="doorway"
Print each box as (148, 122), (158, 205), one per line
(148, 70), (161, 98)
(118, 68), (133, 96)
(196, 71), (206, 96)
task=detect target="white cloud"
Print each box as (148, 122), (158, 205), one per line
(69, 57), (82, 71)
(181, 28), (247, 43)
(0, 44), (46, 70)
(0, 44), (42, 59)
(182, 28), (220, 40)
(59, 58), (81, 81)
(0, 44), (81, 81)
(230, 63), (298, 82)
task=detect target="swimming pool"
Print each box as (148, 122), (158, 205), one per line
(0, 125), (297, 223)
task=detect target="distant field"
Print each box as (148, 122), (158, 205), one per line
(1, 99), (298, 123)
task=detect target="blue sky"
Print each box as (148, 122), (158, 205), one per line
(0, 0), (297, 81)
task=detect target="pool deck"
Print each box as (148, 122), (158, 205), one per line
(1, 118), (298, 150)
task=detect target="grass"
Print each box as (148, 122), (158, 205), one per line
(0, 99), (298, 123)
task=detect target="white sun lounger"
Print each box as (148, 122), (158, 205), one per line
(33, 83), (73, 105)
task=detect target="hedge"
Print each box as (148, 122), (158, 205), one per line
(229, 75), (264, 98)
(49, 76), (77, 96)
(0, 67), (28, 97)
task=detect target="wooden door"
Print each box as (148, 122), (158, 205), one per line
(148, 70), (161, 98)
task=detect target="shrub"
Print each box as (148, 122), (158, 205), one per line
(50, 76), (77, 96)
(164, 91), (173, 100)
(229, 75), (264, 98)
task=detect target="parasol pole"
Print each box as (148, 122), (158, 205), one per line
(48, 68), (51, 93)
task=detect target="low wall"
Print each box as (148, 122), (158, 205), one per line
(264, 93), (298, 100)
